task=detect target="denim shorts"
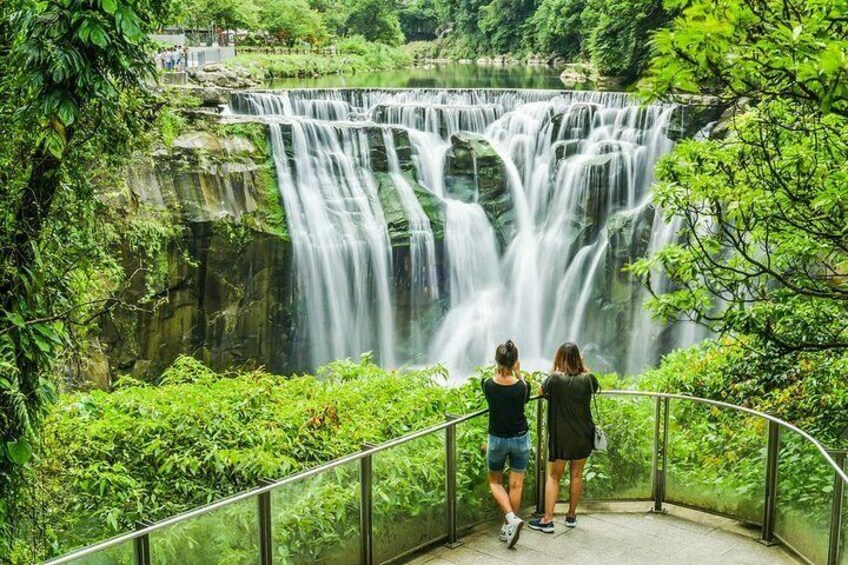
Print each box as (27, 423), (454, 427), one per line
(487, 432), (531, 473)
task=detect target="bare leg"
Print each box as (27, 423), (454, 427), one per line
(488, 471), (513, 515)
(544, 460), (565, 522)
(567, 458), (587, 517)
(508, 471), (525, 514)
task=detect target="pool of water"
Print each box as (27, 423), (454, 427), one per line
(266, 62), (569, 90)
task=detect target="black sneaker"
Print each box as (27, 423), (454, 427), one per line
(564, 515), (577, 528)
(528, 518), (555, 534)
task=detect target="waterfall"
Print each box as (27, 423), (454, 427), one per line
(382, 129), (440, 354)
(233, 89), (704, 375)
(267, 120), (395, 367)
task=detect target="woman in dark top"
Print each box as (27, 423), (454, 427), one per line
(482, 340), (530, 548)
(529, 342), (599, 534)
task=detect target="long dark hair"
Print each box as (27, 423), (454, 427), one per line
(553, 342), (586, 375)
(495, 340), (519, 373)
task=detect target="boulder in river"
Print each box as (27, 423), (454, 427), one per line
(444, 132), (514, 248)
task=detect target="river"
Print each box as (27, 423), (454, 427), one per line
(266, 62), (568, 90)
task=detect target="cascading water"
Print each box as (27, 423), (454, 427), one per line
(267, 119), (395, 367)
(232, 88), (706, 375)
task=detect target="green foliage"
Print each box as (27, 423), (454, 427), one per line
(0, 0), (169, 556)
(400, 0), (440, 42)
(260, 0), (327, 46)
(227, 41), (411, 79)
(421, 0), (670, 79)
(643, 0), (848, 115)
(477, 0), (536, 55)
(632, 0), (848, 357)
(584, 0), (666, 79)
(642, 339), (848, 447)
(345, 0), (405, 46)
(175, 0), (260, 30)
(19, 357), (465, 560)
(529, 0), (586, 58)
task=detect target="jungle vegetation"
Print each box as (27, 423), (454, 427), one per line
(1, 0), (847, 562)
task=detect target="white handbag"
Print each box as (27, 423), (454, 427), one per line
(592, 390), (608, 452)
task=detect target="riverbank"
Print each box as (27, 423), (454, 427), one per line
(220, 39), (411, 82)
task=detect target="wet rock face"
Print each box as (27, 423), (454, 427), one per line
(667, 102), (726, 141)
(126, 124), (282, 231)
(375, 172), (445, 246)
(102, 225), (301, 379)
(368, 127), (415, 174)
(575, 204), (657, 370)
(100, 123), (302, 380)
(444, 132), (514, 247)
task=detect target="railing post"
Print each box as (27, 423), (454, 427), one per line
(760, 420), (780, 545)
(534, 397), (546, 517)
(133, 521), (152, 565)
(258, 479), (274, 565)
(360, 444), (375, 565)
(445, 415), (462, 548)
(651, 397), (669, 513)
(827, 450), (846, 565)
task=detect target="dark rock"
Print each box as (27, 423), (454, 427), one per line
(667, 102), (727, 141)
(187, 63), (260, 89)
(444, 132), (513, 248)
(553, 140), (583, 163)
(552, 103), (595, 140)
(101, 224), (301, 379)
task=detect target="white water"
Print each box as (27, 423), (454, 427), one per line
(267, 119), (395, 367)
(234, 89), (704, 375)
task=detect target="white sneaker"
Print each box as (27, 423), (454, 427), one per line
(505, 518), (523, 548)
(499, 524), (508, 542)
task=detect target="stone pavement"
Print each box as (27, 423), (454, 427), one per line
(404, 502), (801, 565)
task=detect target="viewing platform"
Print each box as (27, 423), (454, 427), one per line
(46, 392), (847, 565)
(408, 502), (800, 565)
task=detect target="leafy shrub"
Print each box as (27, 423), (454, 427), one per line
(14, 346), (847, 563)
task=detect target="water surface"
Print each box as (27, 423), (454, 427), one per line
(266, 63), (567, 90)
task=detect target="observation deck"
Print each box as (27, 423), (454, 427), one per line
(410, 502), (799, 565)
(46, 392), (847, 565)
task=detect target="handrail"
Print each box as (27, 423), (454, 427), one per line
(598, 391), (848, 485)
(44, 390), (847, 565)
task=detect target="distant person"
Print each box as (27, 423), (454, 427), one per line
(183, 46), (190, 69)
(529, 342), (600, 533)
(483, 340), (530, 548)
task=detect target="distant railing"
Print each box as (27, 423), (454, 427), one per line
(236, 46), (339, 56)
(44, 391), (847, 565)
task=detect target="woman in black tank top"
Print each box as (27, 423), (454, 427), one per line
(529, 342), (599, 534)
(482, 340), (530, 547)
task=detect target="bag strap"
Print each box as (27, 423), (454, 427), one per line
(591, 377), (602, 426)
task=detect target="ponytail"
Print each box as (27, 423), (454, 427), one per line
(495, 340), (519, 370)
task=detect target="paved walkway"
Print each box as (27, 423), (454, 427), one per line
(405, 502), (801, 565)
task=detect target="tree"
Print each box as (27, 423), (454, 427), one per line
(477, 0), (536, 54)
(180, 0), (260, 31)
(529, 0), (587, 57)
(585, 0), (666, 79)
(260, 0), (327, 46)
(345, 0), (405, 45)
(400, 0), (440, 42)
(0, 0), (167, 557)
(631, 0), (848, 356)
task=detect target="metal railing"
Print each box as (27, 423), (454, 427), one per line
(45, 391), (847, 565)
